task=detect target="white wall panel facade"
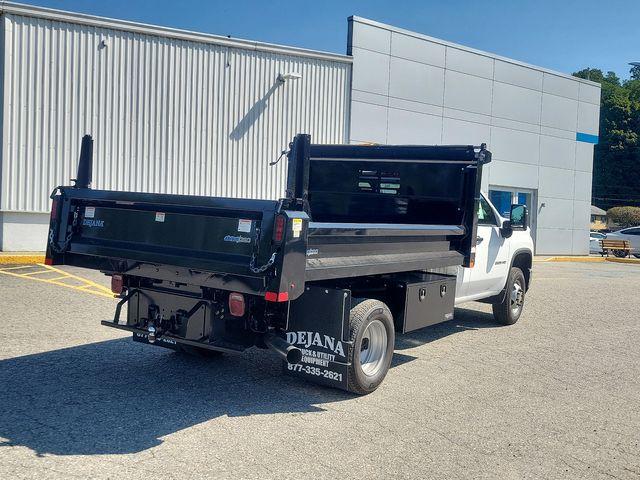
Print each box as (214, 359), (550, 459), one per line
(348, 16), (601, 255)
(0, 4), (351, 250)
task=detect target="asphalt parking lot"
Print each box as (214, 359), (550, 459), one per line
(0, 261), (638, 479)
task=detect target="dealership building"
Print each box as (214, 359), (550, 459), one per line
(0, 2), (600, 253)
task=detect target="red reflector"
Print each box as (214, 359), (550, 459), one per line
(265, 291), (289, 302)
(50, 197), (60, 221)
(228, 292), (246, 317)
(273, 215), (285, 243)
(44, 257), (54, 266)
(265, 291), (277, 302)
(111, 275), (124, 294)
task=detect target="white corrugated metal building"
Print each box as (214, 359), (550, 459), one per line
(0, 2), (351, 250)
(0, 3), (600, 253)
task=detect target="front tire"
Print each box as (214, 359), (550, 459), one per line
(613, 249), (627, 258)
(492, 267), (526, 325)
(347, 299), (395, 395)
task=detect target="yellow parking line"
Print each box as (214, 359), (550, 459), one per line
(0, 265), (38, 271)
(21, 269), (55, 276)
(40, 264), (115, 296)
(0, 264), (115, 299)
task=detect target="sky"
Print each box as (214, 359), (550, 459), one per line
(14, 0), (640, 81)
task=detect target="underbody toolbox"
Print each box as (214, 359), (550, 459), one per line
(387, 273), (457, 333)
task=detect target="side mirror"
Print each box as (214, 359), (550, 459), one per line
(509, 204), (528, 230)
(500, 220), (513, 238)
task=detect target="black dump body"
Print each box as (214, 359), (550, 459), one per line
(46, 134), (489, 302)
(46, 133), (490, 390)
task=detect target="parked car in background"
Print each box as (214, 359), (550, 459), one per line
(605, 227), (640, 258)
(590, 231), (605, 254)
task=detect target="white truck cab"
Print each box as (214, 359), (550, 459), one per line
(455, 193), (534, 325)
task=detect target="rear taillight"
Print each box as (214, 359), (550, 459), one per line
(273, 215), (286, 243)
(229, 292), (246, 317)
(111, 275), (124, 295)
(265, 291), (289, 302)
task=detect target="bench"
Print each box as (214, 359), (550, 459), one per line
(600, 239), (631, 258)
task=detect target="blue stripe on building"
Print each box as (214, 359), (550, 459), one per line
(576, 132), (599, 144)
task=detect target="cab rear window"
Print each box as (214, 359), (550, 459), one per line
(478, 197), (497, 226)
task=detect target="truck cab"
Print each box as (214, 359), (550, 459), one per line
(456, 193), (533, 325)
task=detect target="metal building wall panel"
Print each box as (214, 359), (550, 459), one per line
(1, 13), (350, 212)
(348, 16), (601, 256)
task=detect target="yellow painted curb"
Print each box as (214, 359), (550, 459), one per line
(543, 256), (605, 263)
(0, 254), (46, 264)
(605, 257), (640, 265)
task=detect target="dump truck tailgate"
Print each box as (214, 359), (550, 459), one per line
(47, 188), (280, 277)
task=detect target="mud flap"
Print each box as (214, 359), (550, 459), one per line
(285, 285), (352, 390)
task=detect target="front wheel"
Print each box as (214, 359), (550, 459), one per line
(347, 299), (395, 395)
(613, 249), (627, 258)
(492, 267), (526, 325)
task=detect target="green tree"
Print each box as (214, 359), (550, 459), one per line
(573, 67), (640, 210)
(607, 206), (640, 227)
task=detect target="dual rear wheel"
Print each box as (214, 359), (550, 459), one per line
(347, 299), (395, 395)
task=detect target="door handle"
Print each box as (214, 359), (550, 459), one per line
(477, 236), (484, 244)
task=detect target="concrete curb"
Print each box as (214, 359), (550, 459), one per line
(535, 256), (605, 263)
(605, 257), (640, 265)
(535, 256), (640, 265)
(0, 254), (46, 264)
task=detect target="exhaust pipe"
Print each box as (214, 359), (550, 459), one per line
(74, 134), (93, 189)
(264, 333), (302, 364)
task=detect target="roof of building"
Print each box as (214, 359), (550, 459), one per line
(350, 16), (601, 88)
(591, 205), (607, 216)
(0, 1), (352, 63)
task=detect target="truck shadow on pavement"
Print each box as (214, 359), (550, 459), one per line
(0, 338), (350, 456)
(0, 307), (496, 457)
(393, 307), (499, 356)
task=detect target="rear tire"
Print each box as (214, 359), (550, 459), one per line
(492, 267), (526, 325)
(347, 299), (395, 395)
(613, 249), (627, 258)
(178, 345), (223, 358)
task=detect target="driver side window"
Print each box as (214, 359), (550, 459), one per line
(478, 196), (498, 226)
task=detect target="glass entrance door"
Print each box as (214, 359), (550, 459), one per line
(489, 187), (537, 249)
